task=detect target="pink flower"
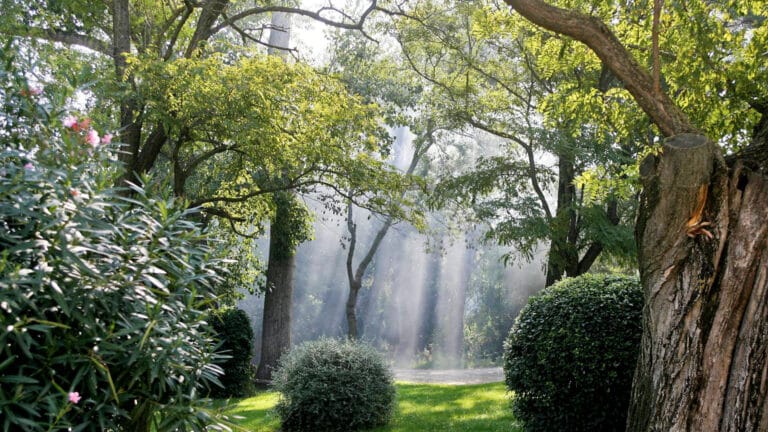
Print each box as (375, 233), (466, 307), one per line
(68, 392), (81, 404)
(21, 86), (43, 97)
(100, 133), (113, 144)
(63, 115), (78, 129)
(24, 163), (34, 170)
(85, 130), (100, 147)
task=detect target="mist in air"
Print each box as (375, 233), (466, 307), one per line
(238, 128), (546, 368)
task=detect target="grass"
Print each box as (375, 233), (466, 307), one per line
(224, 382), (521, 432)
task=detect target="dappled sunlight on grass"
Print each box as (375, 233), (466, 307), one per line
(372, 383), (518, 432)
(225, 382), (520, 432)
(223, 391), (281, 431)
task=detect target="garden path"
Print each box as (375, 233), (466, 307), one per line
(393, 367), (503, 385)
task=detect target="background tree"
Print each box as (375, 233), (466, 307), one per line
(382, 0), (638, 286)
(502, 0), (768, 430)
(325, 29), (437, 339)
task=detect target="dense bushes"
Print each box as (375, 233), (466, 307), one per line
(0, 55), (227, 431)
(503, 274), (643, 432)
(210, 308), (255, 398)
(272, 338), (396, 432)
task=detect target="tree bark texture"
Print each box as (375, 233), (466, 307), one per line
(255, 222), (296, 382)
(630, 133), (768, 431)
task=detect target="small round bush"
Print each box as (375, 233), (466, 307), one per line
(272, 338), (396, 432)
(503, 274), (643, 432)
(211, 308), (255, 398)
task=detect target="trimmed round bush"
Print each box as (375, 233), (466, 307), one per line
(211, 308), (255, 398)
(503, 274), (643, 432)
(272, 338), (396, 432)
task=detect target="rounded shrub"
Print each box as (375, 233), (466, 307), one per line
(210, 308), (255, 398)
(503, 274), (643, 432)
(272, 338), (396, 432)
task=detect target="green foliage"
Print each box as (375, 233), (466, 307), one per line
(269, 191), (313, 261)
(463, 249), (537, 367)
(503, 274), (643, 432)
(392, 1), (639, 270)
(0, 54), (228, 431)
(272, 338), (396, 432)
(210, 308), (255, 399)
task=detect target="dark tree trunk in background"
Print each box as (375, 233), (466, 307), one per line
(544, 147), (617, 286)
(504, 0), (768, 429)
(545, 149), (577, 286)
(113, 0), (142, 174)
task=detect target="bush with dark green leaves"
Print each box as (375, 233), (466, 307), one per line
(503, 274), (643, 432)
(210, 308), (255, 398)
(0, 50), (229, 431)
(272, 338), (396, 432)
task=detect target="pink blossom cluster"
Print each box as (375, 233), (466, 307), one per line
(62, 115), (113, 148)
(20, 85), (43, 97)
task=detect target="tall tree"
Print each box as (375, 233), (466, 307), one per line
(503, 0), (768, 430)
(256, 9), (302, 382)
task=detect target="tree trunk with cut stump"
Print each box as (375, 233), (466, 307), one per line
(629, 132), (768, 432)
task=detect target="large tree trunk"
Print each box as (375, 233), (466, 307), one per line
(255, 224), (296, 382)
(629, 132), (768, 432)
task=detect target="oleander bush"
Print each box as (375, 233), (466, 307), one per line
(210, 308), (255, 398)
(0, 49), (228, 431)
(503, 274), (643, 432)
(272, 338), (396, 432)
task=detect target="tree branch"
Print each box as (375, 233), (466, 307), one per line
(210, 1), (378, 36)
(504, 0), (696, 137)
(1, 26), (112, 56)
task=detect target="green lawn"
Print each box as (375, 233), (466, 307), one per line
(224, 382), (520, 432)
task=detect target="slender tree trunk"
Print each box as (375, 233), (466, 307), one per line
(545, 148), (577, 286)
(344, 202), (393, 339)
(344, 127), (432, 339)
(346, 279), (363, 339)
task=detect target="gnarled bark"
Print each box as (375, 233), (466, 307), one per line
(630, 133), (768, 432)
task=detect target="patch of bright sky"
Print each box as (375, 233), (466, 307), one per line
(292, 0), (338, 65)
